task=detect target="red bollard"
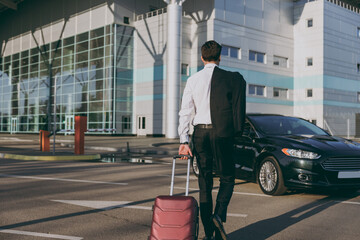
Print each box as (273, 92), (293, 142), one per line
(39, 130), (42, 151)
(39, 130), (50, 152)
(75, 116), (87, 155)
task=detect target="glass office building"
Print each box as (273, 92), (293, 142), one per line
(0, 24), (134, 134)
(2, 0), (360, 137)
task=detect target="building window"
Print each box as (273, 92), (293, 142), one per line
(357, 27), (360, 38)
(311, 119), (317, 125)
(221, 45), (240, 59)
(307, 89), (313, 98)
(249, 84), (265, 96)
(249, 50), (266, 64)
(306, 57), (313, 66)
(307, 18), (313, 28)
(357, 92), (360, 103)
(273, 56), (288, 68)
(122, 116), (131, 130)
(124, 17), (130, 24)
(181, 63), (189, 76)
(273, 88), (288, 99)
(357, 63), (360, 73)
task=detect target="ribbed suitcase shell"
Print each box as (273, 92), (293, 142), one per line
(149, 156), (198, 240)
(149, 195), (198, 240)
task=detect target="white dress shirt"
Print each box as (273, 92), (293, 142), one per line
(178, 63), (217, 143)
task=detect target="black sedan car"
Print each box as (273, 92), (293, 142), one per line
(191, 114), (360, 195)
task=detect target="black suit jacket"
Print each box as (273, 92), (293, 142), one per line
(210, 66), (246, 138)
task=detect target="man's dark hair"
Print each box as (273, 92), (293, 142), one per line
(201, 40), (222, 62)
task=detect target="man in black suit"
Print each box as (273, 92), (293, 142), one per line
(178, 40), (246, 240)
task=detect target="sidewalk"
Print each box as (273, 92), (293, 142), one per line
(0, 133), (180, 161)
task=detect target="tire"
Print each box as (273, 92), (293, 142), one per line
(257, 156), (287, 196)
(191, 156), (199, 177)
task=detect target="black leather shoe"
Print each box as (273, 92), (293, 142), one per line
(212, 214), (227, 240)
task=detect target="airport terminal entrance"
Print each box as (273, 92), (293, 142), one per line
(65, 115), (75, 135)
(10, 117), (18, 134)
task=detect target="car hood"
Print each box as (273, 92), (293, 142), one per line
(267, 135), (360, 153)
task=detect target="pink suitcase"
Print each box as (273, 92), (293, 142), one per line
(149, 155), (199, 240)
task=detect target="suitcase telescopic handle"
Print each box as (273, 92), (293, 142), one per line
(170, 155), (192, 196)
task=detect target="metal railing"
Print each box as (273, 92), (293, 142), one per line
(323, 119), (334, 136)
(327, 0), (360, 14)
(136, 7), (167, 21)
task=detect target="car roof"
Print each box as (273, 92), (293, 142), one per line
(246, 113), (284, 117)
(246, 114), (307, 122)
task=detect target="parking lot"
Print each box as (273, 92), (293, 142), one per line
(1, 157), (360, 240)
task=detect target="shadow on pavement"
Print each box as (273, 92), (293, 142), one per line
(227, 192), (358, 240)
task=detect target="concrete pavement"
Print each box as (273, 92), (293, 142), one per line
(0, 133), (180, 161)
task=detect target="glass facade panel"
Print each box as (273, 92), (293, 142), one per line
(30, 48), (39, 55)
(0, 24), (134, 134)
(63, 45), (75, 56)
(76, 41), (89, 52)
(76, 32), (88, 43)
(63, 36), (74, 46)
(90, 38), (104, 49)
(91, 27), (104, 38)
(115, 25), (134, 133)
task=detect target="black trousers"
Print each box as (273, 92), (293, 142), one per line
(193, 127), (235, 237)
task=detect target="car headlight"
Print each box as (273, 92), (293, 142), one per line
(282, 148), (321, 159)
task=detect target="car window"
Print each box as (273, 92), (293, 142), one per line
(248, 116), (329, 136)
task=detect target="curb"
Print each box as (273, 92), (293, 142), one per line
(0, 153), (101, 161)
(60, 143), (118, 152)
(60, 143), (178, 156)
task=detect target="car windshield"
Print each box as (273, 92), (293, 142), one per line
(248, 115), (329, 136)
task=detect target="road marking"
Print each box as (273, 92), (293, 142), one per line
(52, 200), (152, 211)
(0, 153), (101, 161)
(52, 200), (247, 218)
(173, 186), (271, 198)
(0, 174), (128, 186)
(159, 175), (271, 197)
(336, 201), (360, 205)
(0, 229), (82, 240)
(0, 137), (33, 142)
(51, 139), (73, 143)
(158, 174), (198, 180)
(227, 213), (248, 218)
(232, 191), (272, 197)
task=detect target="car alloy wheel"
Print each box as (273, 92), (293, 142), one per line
(191, 156), (200, 177)
(258, 156), (287, 196)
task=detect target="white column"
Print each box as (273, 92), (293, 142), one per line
(165, 0), (185, 139)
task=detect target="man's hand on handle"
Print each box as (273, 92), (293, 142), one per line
(178, 144), (193, 160)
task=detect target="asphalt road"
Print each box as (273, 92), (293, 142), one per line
(1, 157), (360, 240)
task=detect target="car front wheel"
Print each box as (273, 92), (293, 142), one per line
(191, 156), (199, 177)
(258, 156), (287, 196)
